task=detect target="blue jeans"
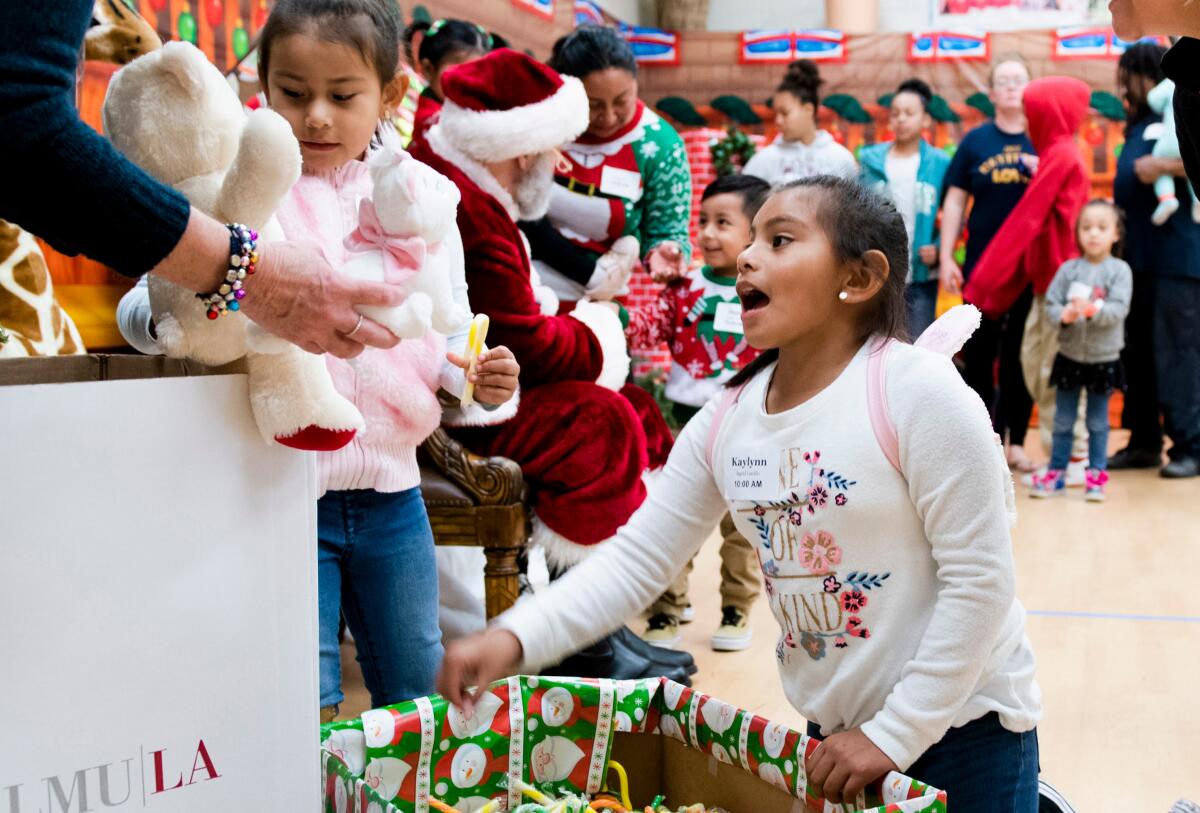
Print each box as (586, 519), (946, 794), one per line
(808, 713), (1039, 812)
(318, 488), (442, 709)
(906, 280), (939, 338)
(1050, 387), (1110, 471)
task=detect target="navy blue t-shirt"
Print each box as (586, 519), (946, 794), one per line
(1113, 114), (1200, 280)
(944, 123), (1036, 276)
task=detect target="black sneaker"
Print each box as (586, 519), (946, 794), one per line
(1107, 446), (1161, 470)
(1162, 457), (1200, 479)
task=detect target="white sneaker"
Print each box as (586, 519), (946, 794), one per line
(680, 603), (695, 624)
(586, 236), (639, 300)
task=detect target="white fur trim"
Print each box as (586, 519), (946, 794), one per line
(531, 513), (609, 572)
(438, 76), (589, 164)
(528, 261), (561, 315)
(427, 125), (519, 221)
(442, 389), (521, 427)
(568, 300), (630, 391)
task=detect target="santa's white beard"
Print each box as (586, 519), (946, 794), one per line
(514, 152), (557, 220)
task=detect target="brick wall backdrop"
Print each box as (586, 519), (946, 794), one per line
(636, 30), (1128, 116)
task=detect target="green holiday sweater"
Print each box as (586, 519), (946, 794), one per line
(545, 102), (693, 263)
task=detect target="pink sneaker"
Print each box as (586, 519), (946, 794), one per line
(1085, 469), (1108, 502)
(1030, 469), (1066, 499)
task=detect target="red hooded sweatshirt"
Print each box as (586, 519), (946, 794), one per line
(964, 77), (1091, 319)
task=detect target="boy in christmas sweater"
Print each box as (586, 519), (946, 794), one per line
(625, 173), (771, 652)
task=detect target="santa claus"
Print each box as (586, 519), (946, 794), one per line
(409, 49), (689, 682)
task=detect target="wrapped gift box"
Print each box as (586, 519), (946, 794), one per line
(320, 677), (947, 813)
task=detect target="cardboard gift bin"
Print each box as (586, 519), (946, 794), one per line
(320, 676), (947, 813)
(0, 355), (320, 812)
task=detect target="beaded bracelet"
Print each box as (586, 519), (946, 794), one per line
(198, 223), (258, 320)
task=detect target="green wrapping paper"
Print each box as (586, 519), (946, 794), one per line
(320, 676), (948, 813)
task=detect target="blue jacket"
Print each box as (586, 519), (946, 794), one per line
(859, 141), (951, 283)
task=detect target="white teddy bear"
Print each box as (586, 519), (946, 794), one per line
(341, 149), (470, 339)
(102, 41), (364, 451)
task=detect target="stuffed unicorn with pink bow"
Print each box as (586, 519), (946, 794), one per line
(342, 149), (471, 339)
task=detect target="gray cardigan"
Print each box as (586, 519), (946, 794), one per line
(1044, 256), (1133, 364)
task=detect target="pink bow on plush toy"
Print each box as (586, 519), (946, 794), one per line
(344, 199), (426, 286)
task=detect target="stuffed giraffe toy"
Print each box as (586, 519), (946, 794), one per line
(0, 220), (85, 359)
(0, 1), (161, 359)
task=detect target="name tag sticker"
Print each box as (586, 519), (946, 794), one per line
(712, 301), (744, 335)
(599, 165), (643, 199)
(725, 447), (779, 501)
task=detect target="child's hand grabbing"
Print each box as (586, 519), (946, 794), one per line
(448, 346), (520, 406)
(437, 627), (524, 714)
(806, 729), (898, 806)
(1061, 303), (1080, 325)
(646, 241), (687, 283)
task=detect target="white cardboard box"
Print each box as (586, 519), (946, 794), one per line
(0, 357), (319, 812)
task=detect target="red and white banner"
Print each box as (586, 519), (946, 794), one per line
(513, 0), (555, 20)
(1053, 26), (1170, 59)
(739, 29), (847, 64)
(909, 30), (990, 62)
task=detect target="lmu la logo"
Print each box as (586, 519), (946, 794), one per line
(3, 740), (219, 813)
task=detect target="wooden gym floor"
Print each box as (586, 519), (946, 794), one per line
(340, 427), (1200, 812)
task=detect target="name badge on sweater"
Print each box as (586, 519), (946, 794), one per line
(725, 447), (780, 501)
(712, 302), (745, 335)
(600, 165), (643, 200)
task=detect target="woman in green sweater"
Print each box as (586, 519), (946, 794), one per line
(520, 25), (693, 305)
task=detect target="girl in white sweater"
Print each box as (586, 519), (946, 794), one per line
(742, 60), (858, 184)
(438, 176), (1042, 812)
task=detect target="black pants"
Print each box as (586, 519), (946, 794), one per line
(519, 217), (596, 286)
(1120, 272), (1163, 454)
(963, 286), (1034, 446)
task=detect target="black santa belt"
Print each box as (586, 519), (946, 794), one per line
(555, 175), (622, 201)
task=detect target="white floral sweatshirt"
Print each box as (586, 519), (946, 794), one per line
(498, 341), (1041, 771)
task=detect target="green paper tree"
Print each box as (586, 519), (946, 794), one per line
(929, 95), (960, 123)
(656, 96), (707, 127)
(966, 92), (995, 119)
(711, 95), (761, 125)
(1091, 90), (1126, 121)
(412, 4), (432, 23)
(822, 94), (871, 124)
(877, 92), (895, 108)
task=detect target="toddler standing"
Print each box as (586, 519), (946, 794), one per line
(1031, 201), (1132, 501)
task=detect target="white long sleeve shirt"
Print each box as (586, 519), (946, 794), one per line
(742, 131), (859, 186)
(498, 341), (1041, 771)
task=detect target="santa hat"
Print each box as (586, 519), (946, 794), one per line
(436, 48), (589, 163)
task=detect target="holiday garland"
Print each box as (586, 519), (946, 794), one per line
(710, 127), (756, 176)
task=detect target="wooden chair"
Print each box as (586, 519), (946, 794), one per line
(418, 427), (527, 619)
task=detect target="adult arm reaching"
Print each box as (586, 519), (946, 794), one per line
(0, 0), (403, 358)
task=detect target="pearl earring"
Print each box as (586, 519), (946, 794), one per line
(838, 291), (849, 301)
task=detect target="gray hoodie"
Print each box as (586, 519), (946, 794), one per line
(1044, 256), (1133, 364)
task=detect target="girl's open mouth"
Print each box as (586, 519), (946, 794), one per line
(737, 282), (770, 313)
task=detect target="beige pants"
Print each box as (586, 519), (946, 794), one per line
(649, 514), (760, 617)
(1021, 295), (1089, 460)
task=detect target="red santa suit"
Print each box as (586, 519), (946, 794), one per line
(409, 49), (669, 567)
